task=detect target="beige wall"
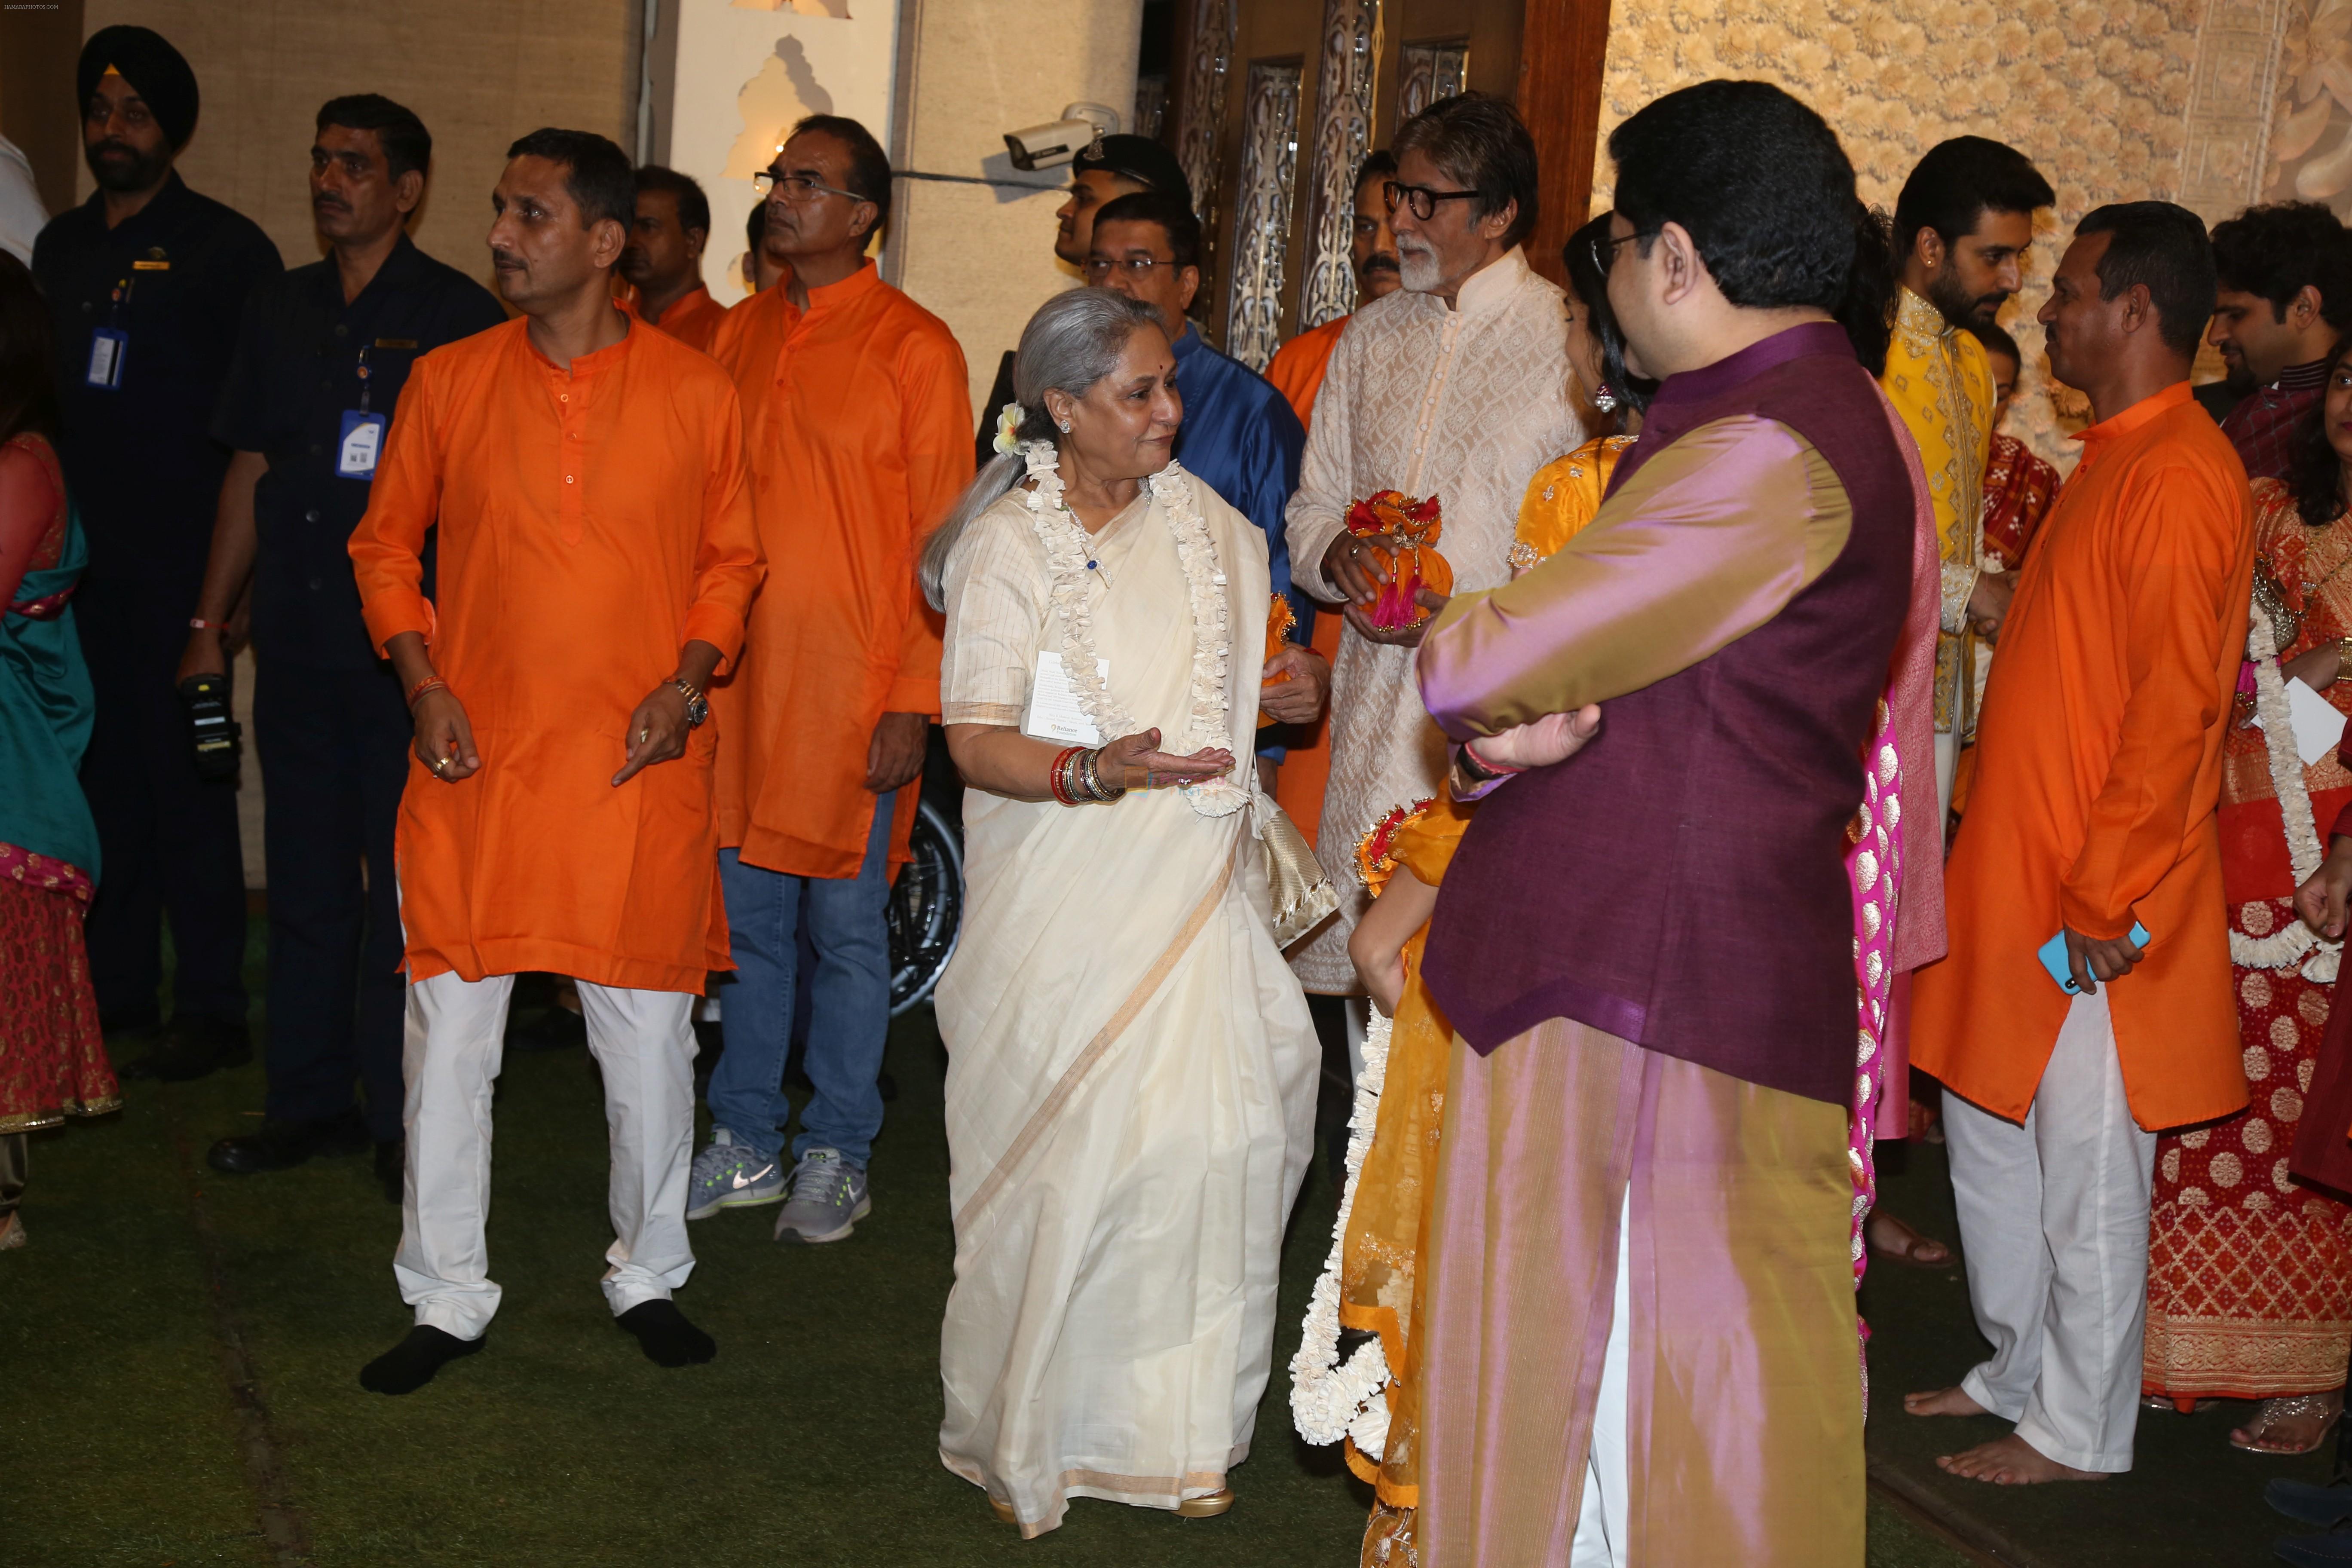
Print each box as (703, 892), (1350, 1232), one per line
(80, 0), (645, 288)
(887, 0), (1144, 424)
(1589, 0), (2269, 473)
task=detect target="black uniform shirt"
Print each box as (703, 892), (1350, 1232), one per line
(32, 172), (282, 609)
(211, 234), (505, 669)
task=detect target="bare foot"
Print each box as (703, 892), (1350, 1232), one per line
(1936, 1432), (2109, 1484)
(1904, 1385), (1988, 1418)
(1867, 1210), (1953, 1266)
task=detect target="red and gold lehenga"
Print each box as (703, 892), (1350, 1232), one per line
(2144, 477), (2352, 1430)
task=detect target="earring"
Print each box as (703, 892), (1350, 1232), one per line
(1593, 383), (1619, 413)
(1059, 420), (1071, 432)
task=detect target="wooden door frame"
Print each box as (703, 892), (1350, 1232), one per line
(1515, 0), (1614, 288)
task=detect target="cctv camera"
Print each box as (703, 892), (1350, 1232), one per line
(1004, 103), (1121, 172)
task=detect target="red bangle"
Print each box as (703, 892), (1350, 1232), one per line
(189, 617), (226, 631)
(1048, 745), (1081, 805)
(1460, 738), (1525, 781)
(406, 675), (448, 708)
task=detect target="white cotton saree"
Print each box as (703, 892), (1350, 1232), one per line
(934, 470), (1318, 1537)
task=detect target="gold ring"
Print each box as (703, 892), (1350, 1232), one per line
(430, 756), (446, 773)
(639, 727), (651, 745)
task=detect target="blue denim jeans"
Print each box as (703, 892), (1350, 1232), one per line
(707, 792), (895, 1167)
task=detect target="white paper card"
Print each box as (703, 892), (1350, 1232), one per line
(1024, 651), (1109, 745)
(2288, 677), (2349, 767)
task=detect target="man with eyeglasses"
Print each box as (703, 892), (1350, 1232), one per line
(32, 25), (282, 1077)
(1085, 188), (1324, 790)
(1280, 92), (1581, 1004)
(692, 114), (973, 1246)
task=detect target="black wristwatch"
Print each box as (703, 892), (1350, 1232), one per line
(671, 677), (709, 729)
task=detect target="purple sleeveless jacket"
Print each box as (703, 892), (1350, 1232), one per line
(1419, 322), (1913, 1106)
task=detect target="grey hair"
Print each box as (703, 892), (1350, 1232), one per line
(919, 289), (1166, 610)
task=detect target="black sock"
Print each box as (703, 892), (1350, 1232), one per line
(359, 1326), (484, 1395)
(616, 1299), (715, 1367)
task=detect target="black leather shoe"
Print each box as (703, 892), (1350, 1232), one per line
(207, 1108), (370, 1175)
(121, 1015), (251, 1082)
(374, 1139), (404, 1204)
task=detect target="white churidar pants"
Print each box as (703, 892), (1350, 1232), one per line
(1569, 1191), (1633, 1566)
(392, 971), (699, 1340)
(1942, 989), (2156, 1473)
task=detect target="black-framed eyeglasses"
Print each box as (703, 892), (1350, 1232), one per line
(1382, 180), (1479, 222)
(1589, 229), (1658, 275)
(1084, 255), (1179, 280)
(753, 169), (864, 204)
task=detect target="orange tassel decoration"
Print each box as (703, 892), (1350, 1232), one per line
(1259, 594), (1298, 726)
(1342, 490), (1451, 631)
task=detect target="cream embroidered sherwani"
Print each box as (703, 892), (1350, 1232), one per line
(1879, 286), (1996, 816)
(1283, 246), (1581, 990)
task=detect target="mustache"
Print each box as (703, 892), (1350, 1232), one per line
(490, 247), (526, 271)
(312, 194), (350, 213)
(1362, 253), (1400, 275)
(89, 138), (138, 160)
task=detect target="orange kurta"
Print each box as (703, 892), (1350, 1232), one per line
(1266, 313), (1348, 426)
(708, 263), (972, 877)
(640, 282), (727, 355)
(349, 315), (764, 993)
(1913, 382), (2253, 1130)
(1266, 313), (1350, 847)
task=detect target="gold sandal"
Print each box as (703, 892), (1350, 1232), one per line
(2231, 1392), (2343, 1455)
(1176, 1488), (1234, 1519)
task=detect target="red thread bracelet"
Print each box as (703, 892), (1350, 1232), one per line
(406, 675), (448, 708)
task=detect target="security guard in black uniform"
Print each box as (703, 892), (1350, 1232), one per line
(187, 97), (504, 1195)
(32, 28), (282, 1074)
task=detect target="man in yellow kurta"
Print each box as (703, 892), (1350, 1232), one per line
(689, 115), (972, 1243)
(1881, 137), (2053, 820)
(347, 130), (763, 1393)
(1907, 203), (2253, 1482)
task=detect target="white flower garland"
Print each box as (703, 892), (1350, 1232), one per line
(1289, 1005), (1394, 1456)
(1022, 441), (1244, 818)
(2236, 601), (2342, 981)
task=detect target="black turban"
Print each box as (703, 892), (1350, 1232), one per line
(78, 26), (199, 150)
(1073, 135), (1194, 216)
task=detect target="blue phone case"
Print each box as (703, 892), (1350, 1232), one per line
(2037, 923), (2152, 993)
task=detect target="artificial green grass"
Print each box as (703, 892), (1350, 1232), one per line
(4, 919), (1983, 1566)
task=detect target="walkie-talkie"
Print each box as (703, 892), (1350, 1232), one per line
(178, 674), (242, 781)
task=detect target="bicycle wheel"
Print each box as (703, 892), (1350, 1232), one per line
(888, 795), (964, 1016)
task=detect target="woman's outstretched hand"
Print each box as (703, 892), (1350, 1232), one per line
(1102, 728), (1234, 792)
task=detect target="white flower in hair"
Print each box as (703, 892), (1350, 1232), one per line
(992, 402), (1024, 456)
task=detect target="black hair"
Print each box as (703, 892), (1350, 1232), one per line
(634, 165), (710, 238)
(1093, 190), (1202, 270)
(0, 251), (58, 447)
(1393, 92), (1539, 249)
(1608, 80), (1862, 316)
(1838, 202), (1897, 379)
(504, 127), (634, 230)
(2285, 339), (2352, 527)
(2210, 202), (2352, 331)
(2076, 201), (2218, 359)
(1893, 136), (2054, 260)
(746, 198), (766, 252)
(789, 113), (892, 239)
(1353, 147), (1398, 193)
(1970, 319), (2023, 370)
(317, 94), (432, 181)
(1562, 212), (1656, 415)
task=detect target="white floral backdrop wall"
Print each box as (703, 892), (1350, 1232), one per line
(2266, 0), (2352, 204)
(1587, 0), (2257, 475)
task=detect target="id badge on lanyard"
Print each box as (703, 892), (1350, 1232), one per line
(87, 276), (132, 390)
(337, 345), (385, 478)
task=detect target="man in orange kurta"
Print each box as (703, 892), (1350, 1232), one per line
(1908, 203), (2254, 1482)
(619, 165), (726, 354)
(346, 131), (762, 1393)
(688, 114), (971, 1242)
(1264, 149), (1399, 848)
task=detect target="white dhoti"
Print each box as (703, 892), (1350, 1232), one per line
(394, 970), (699, 1339)
(1943, 988), (2158, 1472)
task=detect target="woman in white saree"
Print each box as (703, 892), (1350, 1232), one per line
(921, 290), (1321, 1537)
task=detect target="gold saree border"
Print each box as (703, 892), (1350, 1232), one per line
(952, 833), (1240, 1234)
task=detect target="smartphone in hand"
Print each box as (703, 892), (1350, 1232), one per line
(2037, 922), (2152, 994)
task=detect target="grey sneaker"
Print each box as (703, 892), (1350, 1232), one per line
(684, 1130), (785, 1220)
(772, 1148), (870, 1243)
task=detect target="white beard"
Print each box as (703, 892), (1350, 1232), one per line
(1397, 243), (1443, 294)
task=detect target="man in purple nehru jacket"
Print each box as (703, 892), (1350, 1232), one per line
(1403, 81), (1916, 1566)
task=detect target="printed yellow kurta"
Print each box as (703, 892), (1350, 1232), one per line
(708, 263), (973, 877)
(1880, 285), (1996, 741)
(349, 316), (764, 993)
